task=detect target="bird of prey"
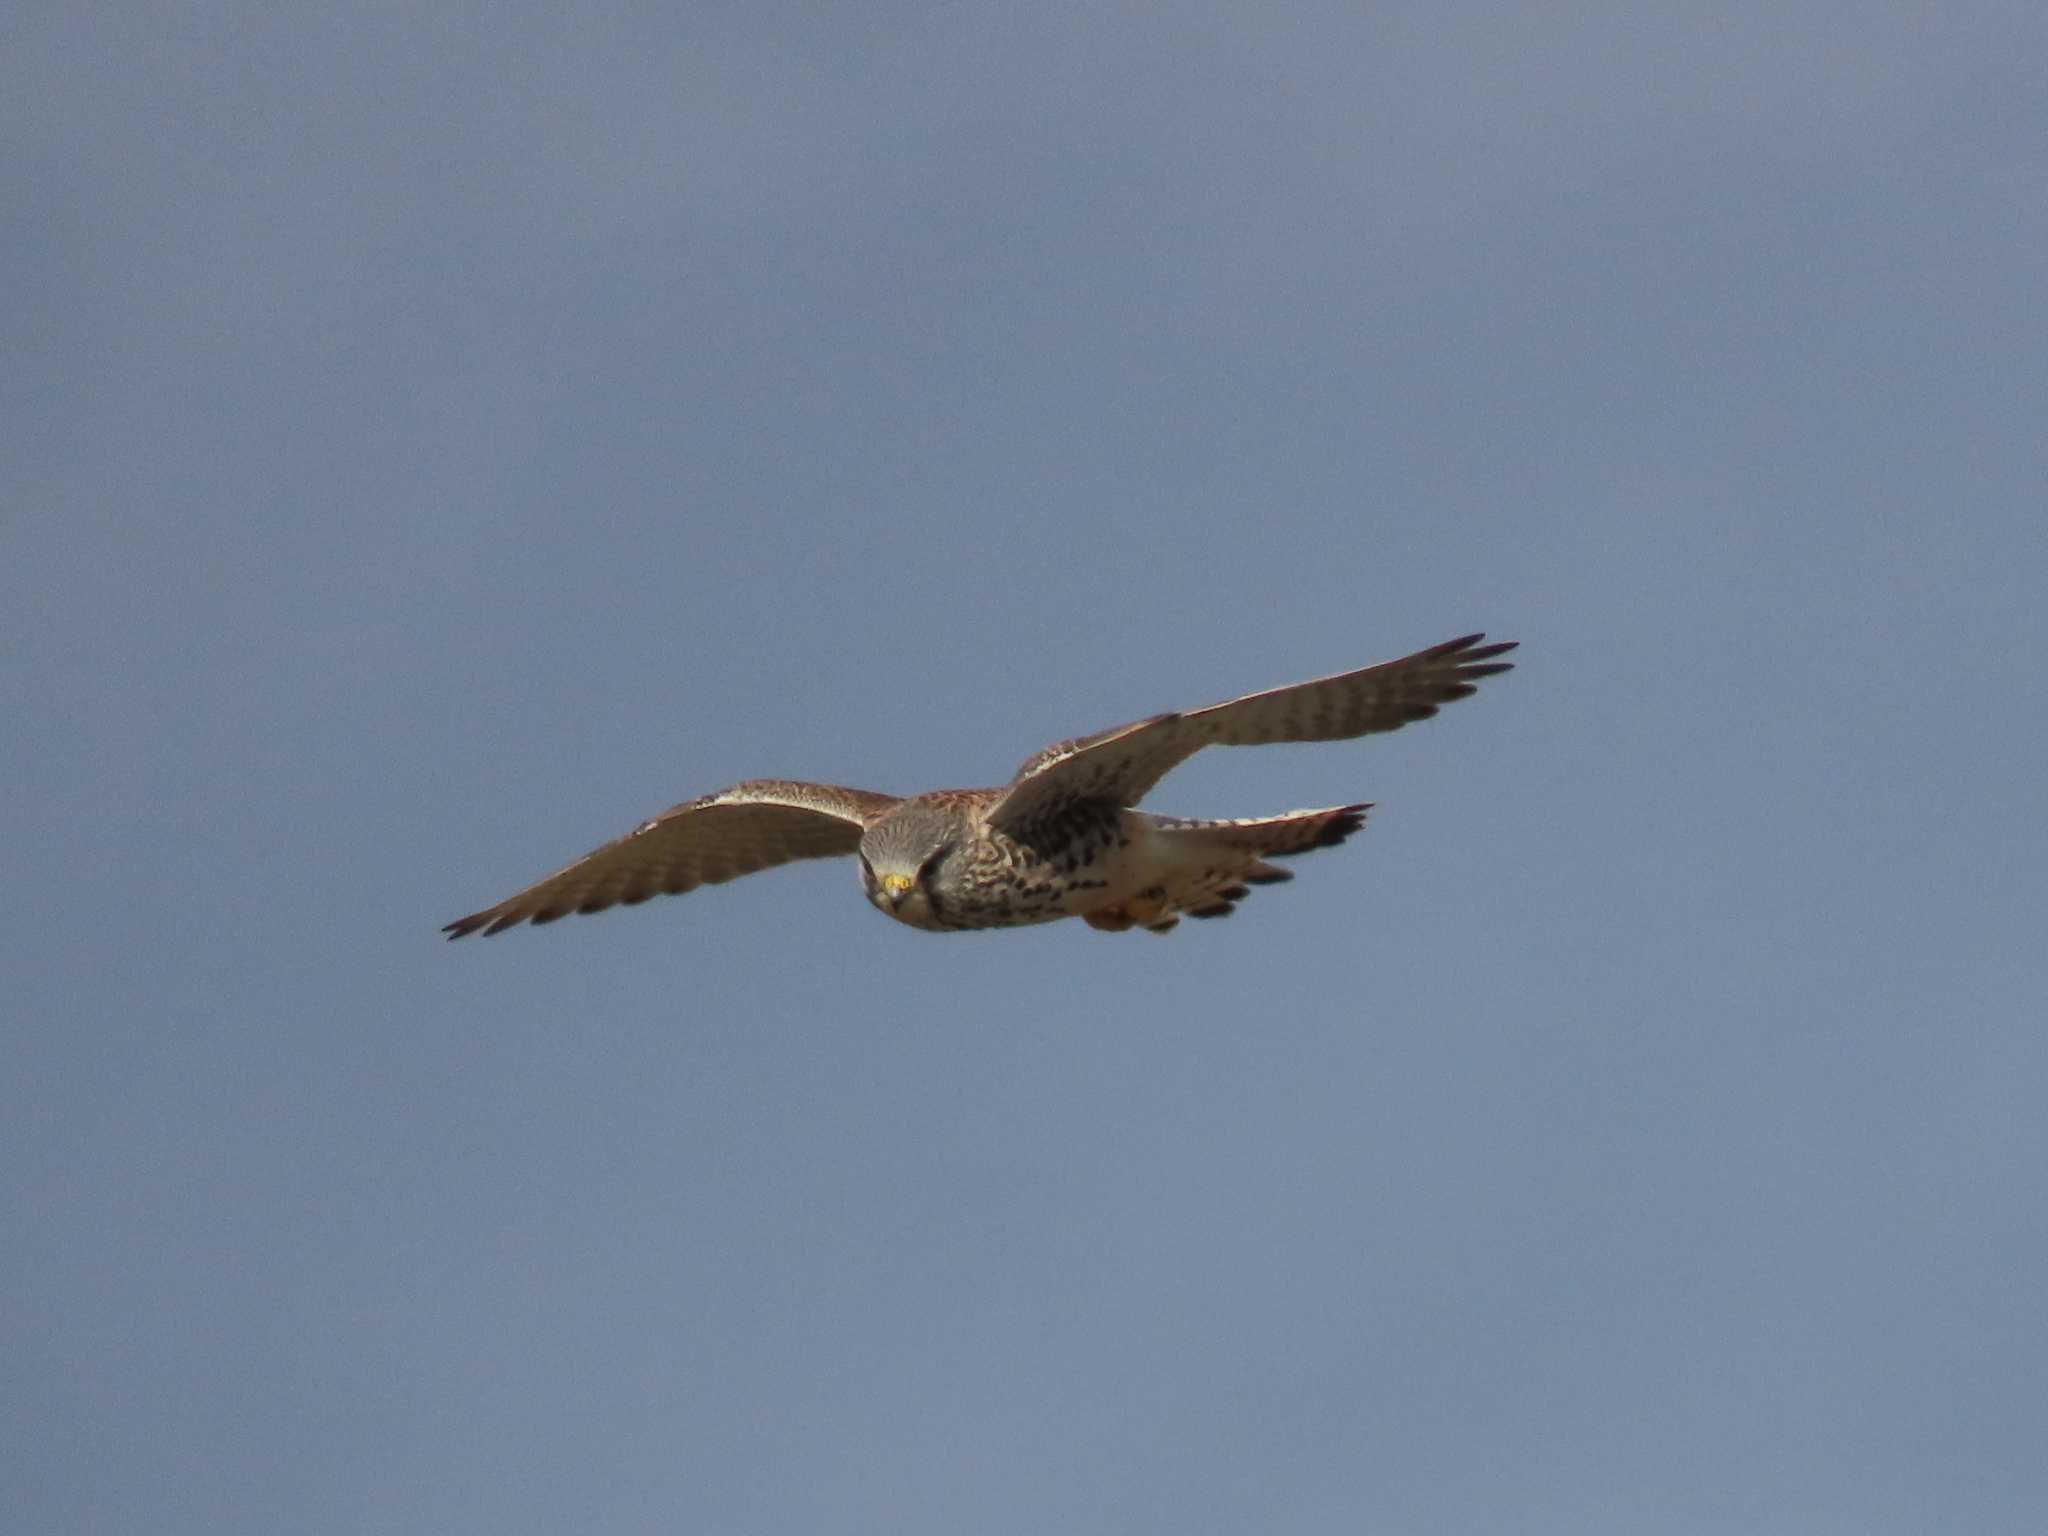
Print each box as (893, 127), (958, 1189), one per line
(444, 632), (1515, 940)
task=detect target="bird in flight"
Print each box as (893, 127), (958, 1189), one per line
(445, 632), (1515, 940)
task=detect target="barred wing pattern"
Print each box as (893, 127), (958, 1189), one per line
(988, 633), (1516, 835)
(444, 779), (901, 938)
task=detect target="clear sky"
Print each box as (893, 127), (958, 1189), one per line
(7, 5), (2045, 1532)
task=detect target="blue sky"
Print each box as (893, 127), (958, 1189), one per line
(7, 4), (2045, 1532)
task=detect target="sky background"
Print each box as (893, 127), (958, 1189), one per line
(7, 4), (2045, 1532)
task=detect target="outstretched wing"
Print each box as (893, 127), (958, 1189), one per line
(987, 633), (1516, 834)
(444, 779), (901, 938)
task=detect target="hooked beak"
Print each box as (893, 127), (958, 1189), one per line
(880, 873), (914, 907)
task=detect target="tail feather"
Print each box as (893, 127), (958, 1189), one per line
(1087, 803), (1371, 934)
(1260, 803), (1371, 855)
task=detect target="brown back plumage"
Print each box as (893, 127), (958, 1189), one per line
(987, 633), (1515, 835)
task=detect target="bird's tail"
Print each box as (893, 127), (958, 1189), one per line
(1085, 804), (1370, 934)
(1162, 803), (1371, 860)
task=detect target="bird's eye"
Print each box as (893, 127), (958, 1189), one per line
(857, 853), (876, 888)
(918, 844), (952, 881)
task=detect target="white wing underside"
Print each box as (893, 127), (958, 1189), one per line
(444, 779), (900, 937)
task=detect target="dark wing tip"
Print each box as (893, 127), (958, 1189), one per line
(442, 904), (552, 939)
(1424, 635), (1517, 696)
(1443, 634), (1518, 666)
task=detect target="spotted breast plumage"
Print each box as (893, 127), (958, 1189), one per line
(443, 632), (1516, 940)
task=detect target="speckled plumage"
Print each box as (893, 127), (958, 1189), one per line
(443, 632), (1515, 940)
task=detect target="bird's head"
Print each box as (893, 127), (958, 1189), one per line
(858, 802), (960, 929)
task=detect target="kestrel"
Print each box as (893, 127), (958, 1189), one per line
(444, 632), (1515, 940)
